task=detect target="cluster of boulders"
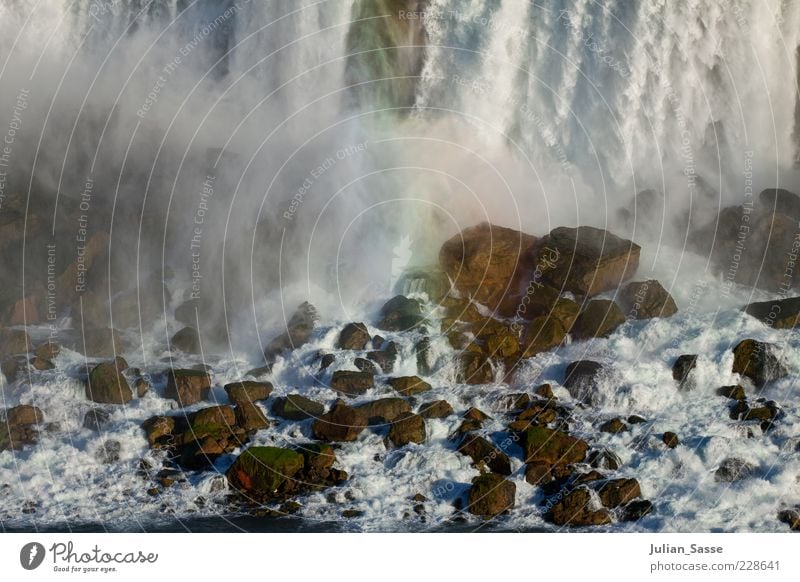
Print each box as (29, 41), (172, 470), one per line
(0, 405), (46, 452)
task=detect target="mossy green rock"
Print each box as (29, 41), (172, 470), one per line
(227, 446), (305, 495)
(522, 426), (587, 466)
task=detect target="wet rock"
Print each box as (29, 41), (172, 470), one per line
(86, 362), (133, 405)
(224, 380), (273, 405)
(521, 316), (568, 357)
(0, 329), (32, 355)
(170, 327), (201, 354)
(572, 300), (626, 340)
(0, 405), (44, 451)
(135, 378), (150, 398)
(672, 354), (698, 387)
(599, 418), (628, 433)
(467, 473), (516, 518)
(732, 339), (787, 387)
(715, 457), (756, 482)
(83, 408), (111, 432)
(235, 403), (270, 432)
(142, 416), (176, 448)
(388, 412), (426, 446)
(377, 295), (425, 332)
(522, 426), (587, 466)
(535, 384), (555, 399)
(34, 341), (60, 360)
(318, 353), (336, 371)
(618, 279), (678, 319)
(354, 358), (379, 374)
(588, 449), (621, 470)
(456, 352), (495, 384)
(741, 406), (777, 422)
(5, 405), (44, 426)
(627, 414), (647, 424)
(272, 394), (325, 421)
(29, 357), (54, 370)
(439, 222), (538, 312)
(418, 400), (454, 419)
(415, 337), (432, 375)
(366, 344), (397, 373)
(312, 400), (367, 442)
(165, 369), (211, 406)
(716, 385), (746, 400)
(621, 499), (654, 522)
(263, 302), (318, 361)
(76, 328), (125, 358)
(778, 507), (800, 531)
(330, 370), (374, 397)
(662, 432), (680, 448)
(547, 488), (612, 526)
(1, 356), (26, 383)
(356, 398), (411, 424)
(563, 360), (604, 404)
(500, 393), (531, 411)
(538, 226), (641, 297)
(388, 375), (431, 396)
(457, 435), (511, 475)
(337, 322), (370, 350)
(227, 446), (305, 498)
(596, 478), (641, 508)
(742, 296), (800, 329)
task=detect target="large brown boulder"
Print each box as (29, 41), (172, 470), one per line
(165, 369), (212, 406)
(170, 326), (201, 354)
(227, 446), (305, 497)
(376, 296), (425, 332)
(439, 222), (537, 312)
(387, 412), (426, 446)
(263, 302), (318, 361)
(418, 400), (454, 419)
(595, 478), (641, 508)
(521, 317), (568, 358)
(456, 352), (495, 384)
(547, 488), (612, 526)
(618, 280), (678, 319)
(743, 296), (800, 329)
(388, 376), (431, 396)
(235, 403), (270, 432)
(86, 362), (133, 405)
(537, 226), (640, 297)
(337, 322), (370, 350)
(467, 473), (516, 518)
(0, 405), (44, 452)
(0, 329), (32, 355)
(563, 360), (605, 404)
(571, 300), (626, 339)
(312, 400), (366, 442)
(457, 434), (511, 475)
(521, 426), (587, 466)
(731, 339), (787, 387)
(356, 398), (411, 424)
(272, 394), (325, 420)
(330, 370), (374, 397)
(224, 381), (273, 405)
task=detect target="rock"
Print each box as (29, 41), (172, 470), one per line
(356, 398), (411, 424)
(500, 393), (531, 411)
(547, 488), (612, 526)
(0, 329), (32, 355)
(86, 362), (133, 405)
(272, 394), (325, 420)
(760, 188), (800, 219)
(418, 400), (454, 419)
(377, 295), (425, 331)
(1, 356), (25, 382)
(778, 507), (800, 531)
(662, 432), (680, 448)
(5, 405), (44, 426)
(227, 446), (305, 497)
(34, 341), (60, 360)
(76, 328), (125, 358)
(715, 457), (756, 482)
(621, 500), (654, 522)
(618, 280), (678, 319)
(467, 473), (516, 518)
(588, 449), (621, 470)
(457, 435), (511, 475)
(741, 405), (777, 422)
(415, 337), (432, 375)
(30, 357), (55, 371)
(464, 407), (490, 422)
(354, 358), (379, 374)
(522, 426), (587, 466)
(572, 300), (625, 340)
(439, 222), (538, 312)
(135, 378), (150, 398)
(142, 416), (175, 447)
(716, 385), (746, 400)
(263, 302), (318, 361)
(187, 405), (236, 432)
(596, 478), (641, 508)
(563, 360), (605, 404)
(388, 375), (431, 396)
(456, 352), (495, 384)
(599, 418), (628, 433)
(732, 339), (788, 387)
(224, 380), (273, 405)
(538, 226), (641, 297)
(319, 353), (336, 371)
(337, 323), (370, 350)
(170, 327), (201, 354)
(330, 370), (374, 397)
(742, 296), (800, 329)
(0, 405), (44, 451)
(83, 408), (110, 431)
(165, 369), (211, 406)
(388, 412), (426, 446)
(312, 400), (366, 442)
(525, 462), (555, 486)
(366, 346), (397, 373)
(535, 384), (555, 399)
(627, 415), (647, 424)
(672, 354), (698, 386)
(297, 442), (337, 483)
(95, 440), (121, 464)
(235, 403), (270, 432)
(521, 316), (568, 357)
